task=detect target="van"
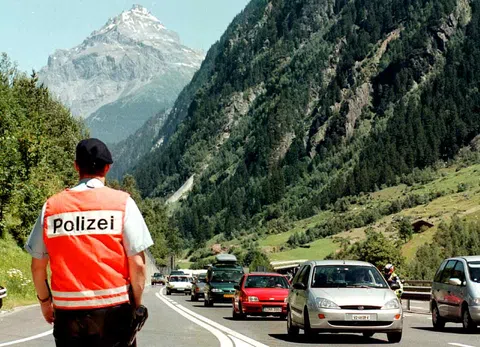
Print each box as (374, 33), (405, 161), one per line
(431, 256), (480, 331)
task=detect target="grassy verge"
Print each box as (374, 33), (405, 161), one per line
(0, 234), (36, 310)
(268, 239), (336, 261)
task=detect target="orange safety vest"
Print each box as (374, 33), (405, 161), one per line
(43, 186), (130, 310)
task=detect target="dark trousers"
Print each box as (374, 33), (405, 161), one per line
(53, 303), (135, 347)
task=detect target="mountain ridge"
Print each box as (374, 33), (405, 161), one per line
(38, 4), (204, 144)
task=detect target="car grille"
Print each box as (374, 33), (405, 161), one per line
(260, 299), (284, 303)
(339, 305), (382, 310)
(329, 321), (393, 327)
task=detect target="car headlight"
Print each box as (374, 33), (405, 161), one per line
(472, 298), (480, 306)
(315, 298), (340, 309)
(211, 288), (223, 293)
(248, 296), (259, 302)
(382, 299), (400, 310)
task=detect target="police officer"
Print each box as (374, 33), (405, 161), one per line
(25, 138), (154, 347)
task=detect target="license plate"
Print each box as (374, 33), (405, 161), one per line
(352, 315), (371, 321)
(263, 307), (282, 313)
(224, 294), (234, 298)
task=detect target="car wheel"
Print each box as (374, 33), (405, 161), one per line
(432, 303), (445, 330)
(232, 304), (245, 320)
(387, 331), (402, 343)
(0, 298), (2, 309)
(278, 314), (287, 320)
(191, 294), (198, 302)
(363, 332), (374, 338)
(151, 282), (154, 286)
(462, 306), (477, 331)
(303, 308), (315, 338)
(287, 308), (299, 337)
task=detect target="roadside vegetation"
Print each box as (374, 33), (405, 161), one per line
(0, 235), (36, 309)
(182, 151), (480, 278)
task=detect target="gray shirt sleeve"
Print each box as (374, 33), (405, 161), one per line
(123, 197), (154, 256)
(25, 203), (48, 259)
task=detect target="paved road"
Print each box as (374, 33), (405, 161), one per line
(0, 286), (479, 347)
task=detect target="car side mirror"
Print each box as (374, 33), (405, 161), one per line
(293, 282), (306, 290)
(390, 283), (401, 290)
(448, 278), (462, 286)
(234, 284), (240, 290)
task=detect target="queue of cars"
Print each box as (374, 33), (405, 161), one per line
(156, 254), (480, 342)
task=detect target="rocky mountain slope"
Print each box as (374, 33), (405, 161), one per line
(131, 0), (480, 246)
(38, 5), (204, 144)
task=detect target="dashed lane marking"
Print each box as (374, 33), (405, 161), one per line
(448, 343), (476, 347)
(0, 329), (53, 347)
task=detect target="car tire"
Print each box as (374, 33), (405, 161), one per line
(287, 308), (299, 337)
(191, 294), (198, 302)
(432, 303), (445, 330)
(363, 332), (374, 338)
(232, 304), (245, 320)
(0, 298), (2, 309)
(387, 331), (402, 343)
(462, 305), (477, 331)
(303, 309), (315, 338)
(278, 315), (287, 320)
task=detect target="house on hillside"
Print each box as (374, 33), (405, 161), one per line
(412, 220), (434, 233)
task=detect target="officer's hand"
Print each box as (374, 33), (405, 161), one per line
(40, 301), (55, 324)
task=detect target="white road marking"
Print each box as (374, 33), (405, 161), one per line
(0, 329), (53, 347)
(448, 343), (476, 347)
(156, 289), (268, 347)
(231, 335), (254, 347)
(156, 291), (233, 347)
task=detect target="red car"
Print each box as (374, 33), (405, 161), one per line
(232, 273), (290, 319)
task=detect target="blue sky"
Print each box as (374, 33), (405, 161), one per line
(1, 0), (250, 72)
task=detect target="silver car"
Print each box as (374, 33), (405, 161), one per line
(287, 260), (403, 343)
(431, 256), (480, 331)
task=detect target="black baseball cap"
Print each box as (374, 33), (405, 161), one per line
(75, 138), (113, 168)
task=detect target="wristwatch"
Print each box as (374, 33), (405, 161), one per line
(37, 294), (51, 303)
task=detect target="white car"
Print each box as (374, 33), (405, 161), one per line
(0, 286), (7, 309)
(287, 260), (403, 343)
(166, 276), (193, 295)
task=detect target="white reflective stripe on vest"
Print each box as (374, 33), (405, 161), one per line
(51, 285), (128, 298)
(53, 293), (129, 308)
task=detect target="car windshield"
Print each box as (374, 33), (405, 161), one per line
(468, 262), (480, 283)
(153, 273), (163, 277)
(170, 276), (188, 282)
(197, 275), (207, 283)
(244, 275), (289, 289)
(311, 265), (388, 288)
(211, 270), (243, 283)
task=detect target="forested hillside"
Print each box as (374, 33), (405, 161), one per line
(0, 54), (87, 243)
(133, 0), (480, 249)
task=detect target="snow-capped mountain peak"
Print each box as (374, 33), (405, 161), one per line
(38, 4), (204, 144)
(89, 4), (175, 45)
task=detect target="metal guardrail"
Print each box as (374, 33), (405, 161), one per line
(402, 280), (432, 311)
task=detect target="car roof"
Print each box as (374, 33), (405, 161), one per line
(246, 272), (285, 276)
(448, 256), (480, 262)
(303, 260), (376, 267)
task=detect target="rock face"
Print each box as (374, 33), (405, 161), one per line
(38, 4), (204, 144)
